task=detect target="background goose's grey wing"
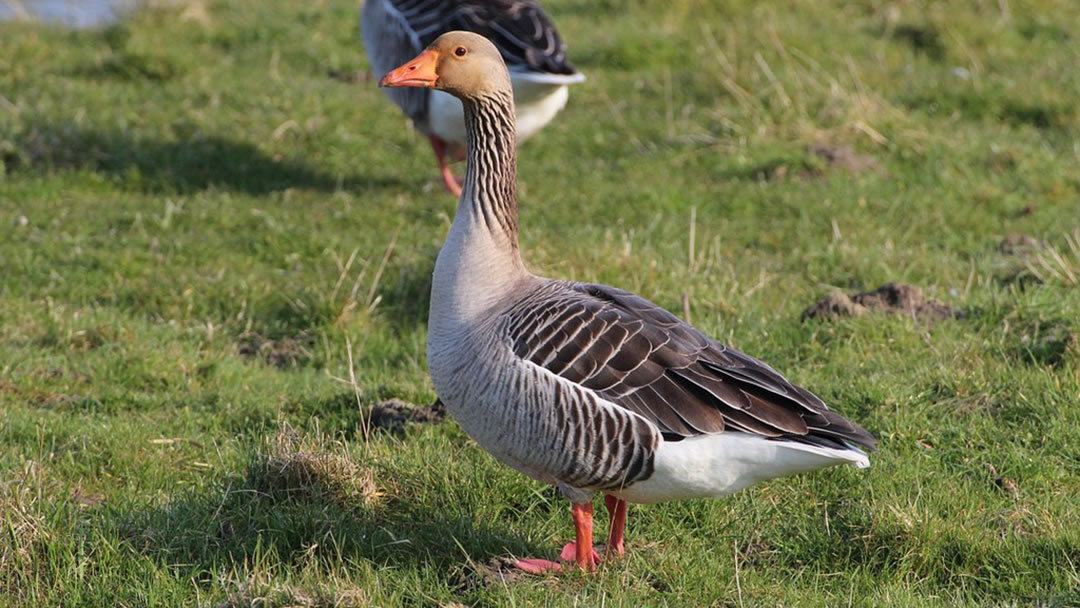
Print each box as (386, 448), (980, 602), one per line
(502, 282), (877, 451)
(361, 0), (429, 122)
(383, 0), (578, 74)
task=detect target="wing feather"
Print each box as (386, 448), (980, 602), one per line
(501, 281), (878, 451)
(379, 0), (579, 75)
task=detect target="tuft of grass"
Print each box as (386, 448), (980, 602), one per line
(216, 573), (370, 608)
(0, 462), (52, 589)
(248, 424), (388, 508)
(1025, 229), (1080, 287)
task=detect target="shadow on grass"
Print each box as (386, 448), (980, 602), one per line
(1010, 318), (1077, 368)
(2, 122), (402, 195)
(715, 157), (820, 183)
(222, 247), (436, 369)
(889, 24), (946, 61)
(110, 433), (536, 587)
(900, 90), (1076, 131)
(964, 305), (1078, 369)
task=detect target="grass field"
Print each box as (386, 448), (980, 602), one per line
(2, 0), (1080, 605)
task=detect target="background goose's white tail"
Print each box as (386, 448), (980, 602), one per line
(615, 432), (870, 505)
(426, 75), (581, 146)
(508, 69), (586, 85)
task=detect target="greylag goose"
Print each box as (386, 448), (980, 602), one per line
(380, 32), (877, 573)
(362, 0), (584, 196)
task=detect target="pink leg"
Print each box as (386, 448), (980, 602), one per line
(604, 494), (627, 558)
(428, 135), (462, 197)
(568, 501), (601, 571)
(514, 502), (601, 574)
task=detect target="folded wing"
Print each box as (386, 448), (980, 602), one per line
(502, 282), (877, 451)
(383, 0), (579, 75)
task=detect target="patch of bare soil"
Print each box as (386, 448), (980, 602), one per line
(986, 463), (1019, 500)
(0, 381), (80, 408)
(237, 331), (314, 368)
(802, 282), (961, 321)
(808, 143), (884, 176)
(473, 557), (528, 587)
(1015, 204), (1037, 218)
(71, 485), (106, 508)
(800, 292), (864, 319)
(367, 398), (446, 433)
(453, 557), (537, 591)
(744, 143), (883, 182)
(456, 544), (617, 589)
(997, 234), (1043, 256)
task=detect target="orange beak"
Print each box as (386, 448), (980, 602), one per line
(379, 49), (440, 88)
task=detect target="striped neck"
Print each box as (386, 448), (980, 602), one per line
(428, 88), (525, 330)
(460, 90), (519, 253)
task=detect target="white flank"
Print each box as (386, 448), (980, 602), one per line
(614, 433), (870, 504)
(510, 79), (571, 143)
(427, 90), (468, 144)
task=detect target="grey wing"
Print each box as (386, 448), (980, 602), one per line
(361, 0), (428, 123)
(504, 281), (878, 451)
(378, 0), (579, 75)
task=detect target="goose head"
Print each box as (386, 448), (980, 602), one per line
(379, 31), (511, 101)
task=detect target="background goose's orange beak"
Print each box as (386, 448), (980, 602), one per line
(379, 49), (440, 88)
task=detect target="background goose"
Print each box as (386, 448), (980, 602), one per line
(362, 0), (585, 196)
(380, 32), (877, 573)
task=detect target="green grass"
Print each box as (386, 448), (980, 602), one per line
(2, 0), (1080, 605)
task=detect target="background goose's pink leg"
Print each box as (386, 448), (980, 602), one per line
(514, 502), (601, 574)
(604, 494), (627, 558)
(428, 135), (462, 196)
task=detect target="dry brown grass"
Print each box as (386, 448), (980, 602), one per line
(216, 569), (371, 608)
(247, 425), (388, 508)
(1025, 229), (1080, 287)
(0, 461), (52, 594)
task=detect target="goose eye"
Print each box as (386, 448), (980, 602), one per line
(454, 46), (467, 57)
